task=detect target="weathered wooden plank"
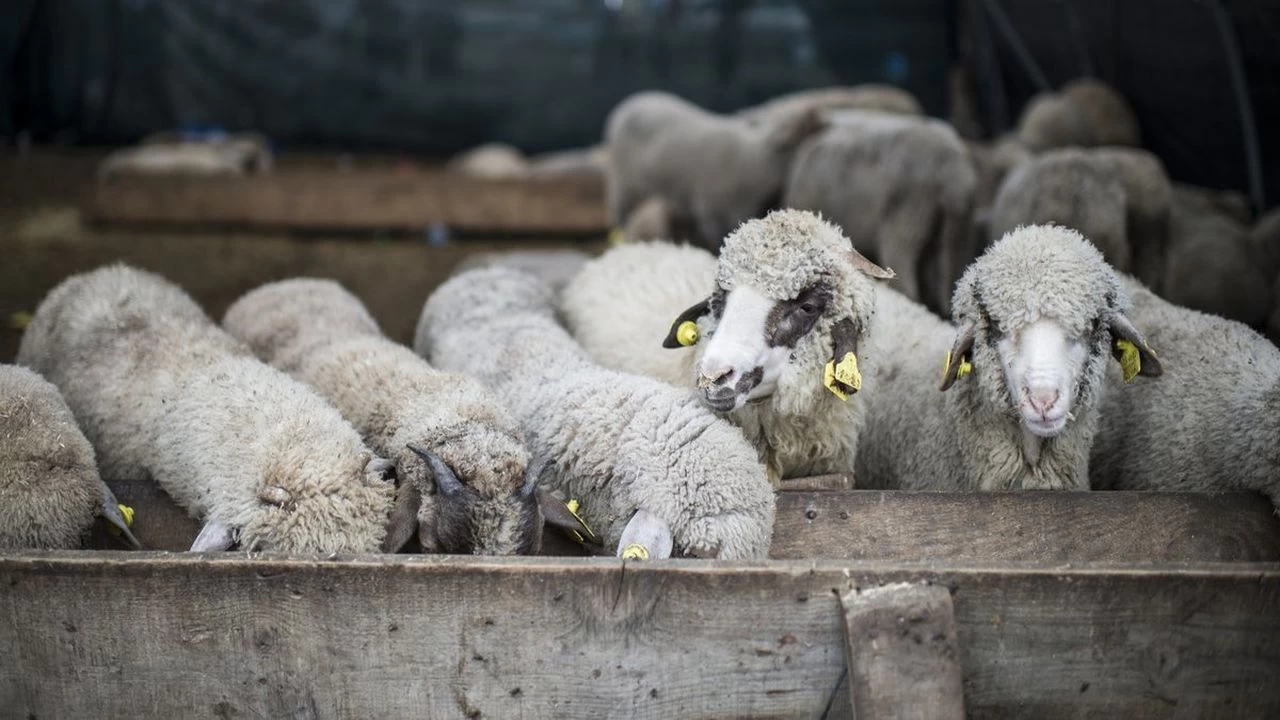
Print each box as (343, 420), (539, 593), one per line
(842, 582), (965, 720)
(770, 490), (1280, 563)
(779, 474), (853, 492)
(83, 170), (608, 233)
(99, 480), (1280, 563)
(0, 554), (1276, 719)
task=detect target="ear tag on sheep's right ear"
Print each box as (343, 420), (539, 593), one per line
(823, 352), (862, 400)
(941, 350), (972, 384)
(606, 228), (625, 246)
(675, 321), (699, 347)
(563, 499), (595, 545)
(1115, 339), (1142, 383)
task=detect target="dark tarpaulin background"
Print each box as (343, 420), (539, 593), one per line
(2, 0), (1276, 207)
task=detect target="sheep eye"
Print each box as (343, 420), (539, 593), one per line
(798, 302), (819, 315)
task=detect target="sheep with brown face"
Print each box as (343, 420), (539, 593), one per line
(223, 279), (586, 555)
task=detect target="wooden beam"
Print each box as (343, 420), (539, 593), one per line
(841, 582), (965, 720)
(1, 554), (1276, 719)
(83, 170), (609, 234)
(99, 480), (1280, 563)
(778, 473), (853, 492)
(769, 490), (1280, 563)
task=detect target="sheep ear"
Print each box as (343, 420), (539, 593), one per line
(939, 322), (976, 391)
(365, 456), (397, 484)
(97, 482), (141, 550)
(517, 457), (548, 499)
(1108, 313), (1163, 380)
(382, 480), (421, 553)
(662, 298), (711, 348)
(616, 510), (674, 560)
(190, 520), (236, 552)
(407, 444), (463, 496)
(537, 489), (601, 546)
(846, 249), (896, 280)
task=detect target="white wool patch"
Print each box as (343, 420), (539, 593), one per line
(996, 319), (1087, 438)
(696, 286), (790, 405)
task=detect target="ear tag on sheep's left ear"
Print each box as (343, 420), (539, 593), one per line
(1115, 339), (1142, 383)
(941, 350), (972, 384)
(606, 227), (625, 246)
(823, 352), (862, 401)
(563, 499), (594, 545)
(675, 321), (699, 347)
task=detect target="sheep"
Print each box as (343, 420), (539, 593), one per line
(561, 241), (719, 388)
(1090, 276), (1278, 507)
(989, 146), (1172, 292)
(605, 90), (825, 251)
(16, 264), (395, 554)
(736, 84), (923, 126)
(448, 143), (529, 179)
(415, 267), (775, 560)
(451, 249), (592, 295)
(856, 224), (1162, 491)
(223, 279), (588, 555)
(0, 364), (139, 550)
(1174, 183), (1254, 226)
(1160, 199), (1274, 329)
(563, 209), (897, 483)
(783, 110), (978, 314)
(526, 145), (609, 178)
(98, 133), (272, 179)
(1016, 78), (1140, 151)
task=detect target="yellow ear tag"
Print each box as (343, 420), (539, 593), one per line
(565, 498), (594, 545)
(9, 311), (32, 330)
(675, 320), (699, 347)
(621, 543), (650, 560)
(1115, 339), (1142, 383)
(606, 228), (625, 246)
(107, 504), (135, 536)
(823, 351), (862, 401)
(941, 351), (972, 383)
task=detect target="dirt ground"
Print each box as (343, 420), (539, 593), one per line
(0, 148), (600, 362)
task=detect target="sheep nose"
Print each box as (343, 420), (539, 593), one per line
(1026, 387), (1059, 416)
(697, 363), (735, 389)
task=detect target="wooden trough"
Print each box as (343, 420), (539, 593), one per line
(4, 481), (1279, 718)
(82, 169), (610, 235)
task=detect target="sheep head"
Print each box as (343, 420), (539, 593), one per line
(941, 224), (1160, 440)
(663, 209), (893, 414)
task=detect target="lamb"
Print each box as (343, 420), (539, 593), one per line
(736, 84), (922, 126)
(1016, 78), (1140, 151)
(16, 265), (395, 554)
(856, 225), (1162, 491)
(605, 90), (824, 251)
(98, 133), (272, 179)
(223, 279), (587, 555)
(1161, 200), (1274, 328)
(564, 209), (897, 483)
(0, 364), (139, 549)
(1090, 277), (1278, 507)
(448, 143), (529, 179)
(415, 267), (775, 560)
(451, 249), (592, 295)
(989, 147), (1172, 291)
(783, 110), (978, 314)
(527, 145), (609, 179)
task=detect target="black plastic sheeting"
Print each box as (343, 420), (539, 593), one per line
(3, 0), (1277, 207)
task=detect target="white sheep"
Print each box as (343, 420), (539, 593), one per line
(98, 133), (272, 179)
(16, 264), (395, 554)
(736, 84), (923, 126)
(783, 111), (978, 314)
(526, 145), (609, 178)
(562, 209), (896, 483)
(223, 279), (587, 555)
(0, 364), (139, 549)
(447, 142), (530, 179)
(451, 249), (592, 295)
(1091, 276), (1278, 507)
(605, 90), (824, 251)
(1016, 78), (1140, 151)
(856, 224), (1161, 490)
(415, 267), (776, 560)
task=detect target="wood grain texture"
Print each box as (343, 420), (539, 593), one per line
(842, 583), (965, 720)
(84, 170), (608, 233)
(778, 474), (853, 492)
(770, 490), (1280, 563)
(0, 554), (1277, 719)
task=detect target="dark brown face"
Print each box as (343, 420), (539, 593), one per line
(410, 444), (544, 556)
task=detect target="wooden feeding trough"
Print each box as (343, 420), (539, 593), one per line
(3, 481), (1279, 718)
(82, 167), (610, 236)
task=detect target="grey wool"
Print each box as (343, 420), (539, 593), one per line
(1091, 277), (1280, 508)
(736, 84), (922, 126)
(783, 111), (978, 314)
(605, 90), (824, 251)
(0, 364), (137, 549)
(856, 225), (1161, 491)
(223, 279), (547, 555)
(1015, 78), (1140, 152)
(1161, 200), (1274, 329)
(16, 264), (394, 554)
(451, 249), (591, 296)
(990, 147), (1172, 291)
(415, 267), (775, 560)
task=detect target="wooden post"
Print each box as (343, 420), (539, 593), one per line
(841, 582), (966, 720)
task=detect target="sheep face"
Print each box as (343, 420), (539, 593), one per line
(995, 319), (1090, 437)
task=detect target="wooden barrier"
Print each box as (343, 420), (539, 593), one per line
(1, 553), (1277, 719)
(83, 170), (609, 234)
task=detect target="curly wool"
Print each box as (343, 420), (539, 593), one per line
(17, 265), (393, 554)
(224, 279), (538, 554)
(1092, 277), (1280, 506)
(858, 225), (1125, 490)
(416, 268), (775, 560)
(0, 365), (102, 549)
